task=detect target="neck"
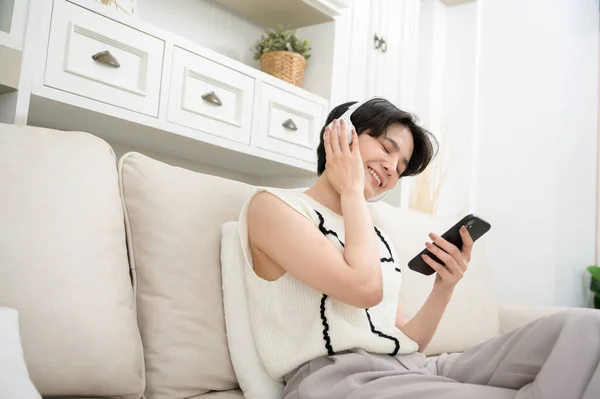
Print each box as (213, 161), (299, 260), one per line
(304, 171), (345, 215)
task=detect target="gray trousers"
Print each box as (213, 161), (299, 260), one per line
(283, 309), (600, 399)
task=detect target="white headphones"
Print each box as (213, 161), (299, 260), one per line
(327, 100), (391, 203)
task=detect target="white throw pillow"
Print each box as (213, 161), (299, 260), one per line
(119, 152), (256, 398)
(220, 221), (284, 399)
(0, 124), (144, 398)
(0, 308), (42, 399)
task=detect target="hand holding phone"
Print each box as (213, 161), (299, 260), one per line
(408, 214), (491, 276)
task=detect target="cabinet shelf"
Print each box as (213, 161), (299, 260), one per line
(215, 0), (349, 29)
(439, 0), (476, 6)
(0, 44), (21, 93)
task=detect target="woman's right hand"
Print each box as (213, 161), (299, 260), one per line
(324, 119), (364, 196)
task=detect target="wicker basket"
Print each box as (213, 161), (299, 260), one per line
(260, 51), (307, 87)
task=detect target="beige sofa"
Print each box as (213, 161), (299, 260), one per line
(0, 123), (565, 399)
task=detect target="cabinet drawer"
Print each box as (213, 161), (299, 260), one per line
(45, 0), (164, 117)
(167, 46), (254, 145)
(256, 83), (324, 163)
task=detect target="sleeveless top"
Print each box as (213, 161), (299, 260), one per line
(237, 187), (418, 380)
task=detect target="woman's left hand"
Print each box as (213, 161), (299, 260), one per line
(421, 226), (474, 292)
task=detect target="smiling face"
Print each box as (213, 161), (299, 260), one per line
(357, 124), (415, 199)
(316, 99), (438, 199)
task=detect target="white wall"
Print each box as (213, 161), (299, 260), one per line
(436, 2), (477, 216)
(136, 0), (263, 68)
(472, 0), (599, 307)
(410, 0), (477, 216)
(297, 22), (335, 100)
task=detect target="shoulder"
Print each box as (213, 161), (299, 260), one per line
(243, 188), (318, 227)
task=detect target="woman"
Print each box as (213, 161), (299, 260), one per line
(239, 98), (600, 399)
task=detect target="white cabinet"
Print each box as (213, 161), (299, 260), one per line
(0, 0), (29, 93)
(15, 0), (328, 176)
(44, 0), (164, 117)
(167, 46), (255, 145)
(0, 0), (29, 49)
(256, 82), (325, 163)
(335, 0), (420, 109)
(215, 0), (350, 29)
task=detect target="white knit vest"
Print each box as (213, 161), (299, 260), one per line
(238, 188), (419, 380)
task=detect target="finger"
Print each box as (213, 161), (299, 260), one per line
(457, 259), (468, 273)
(459, 225), (474, 261)
(422, 254), (451, 280)
(330, 119), (341, 155)
(425, 242), (463, 275)
(351, 130), (360, 156)
(424, 242), (453, 266)
(323, 127), (332, 158)
(339, 119), (351, 154)
(429, 233), (462, 260)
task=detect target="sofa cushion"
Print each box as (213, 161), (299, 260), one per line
(221, 221), (284, 399)
(196, 390), (245, 399)
(369, 203), (500, 355)
(0, 307), (42, 399)
(0, 124), (145, 398)
(119, 153), (254, 399)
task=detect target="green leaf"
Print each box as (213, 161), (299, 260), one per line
(587, 265), (600, 280)
(251, 25), (311, 60)
(591, 276), (600, 296)
(595, 294), (600, 310)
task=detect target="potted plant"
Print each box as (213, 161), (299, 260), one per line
(252, 26), (311, 88)
(95, 0), (137, 15)
(586, 265), (600, 309)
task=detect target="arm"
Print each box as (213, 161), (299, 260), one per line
(340, 189), (381, 287)
(396, 227), (474, 352)
(395, 289), (452, 352)
(248, 121), (382, 309)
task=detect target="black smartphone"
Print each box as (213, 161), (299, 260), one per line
(407, 214), (491, 276)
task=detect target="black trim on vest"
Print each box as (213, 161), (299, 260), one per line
(365, 309), (400, 356)
(374, 226), (401, 272)
(315, 210), (345, 248)
(374, 226), (393, 262)
(315, 210), (338, 355)
(320, 294), (335, 355)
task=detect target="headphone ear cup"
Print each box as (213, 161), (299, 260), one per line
(367, 190), (391, 203)
(346, 121), (355, 143)
(327, 119), (355, 144)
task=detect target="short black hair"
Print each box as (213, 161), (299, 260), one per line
(316, 98), (438, 177)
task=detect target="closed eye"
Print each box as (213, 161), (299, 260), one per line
(380, 143), (401, 176)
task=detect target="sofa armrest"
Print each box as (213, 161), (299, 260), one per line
(498, 302), (569, 334)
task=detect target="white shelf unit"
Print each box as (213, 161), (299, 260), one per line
(0, 0), (29, 93)
(9, 0), (331, 179)
(215, 0), (349, 29)
(0, 0), (29, 49)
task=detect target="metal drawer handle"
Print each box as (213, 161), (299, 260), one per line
(92, 50), (120, 68)
(202, 91), (223, 106)
(282, 118), (298, 131)
(380, 38), (387, 53)
(373, 34), (387, 53)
